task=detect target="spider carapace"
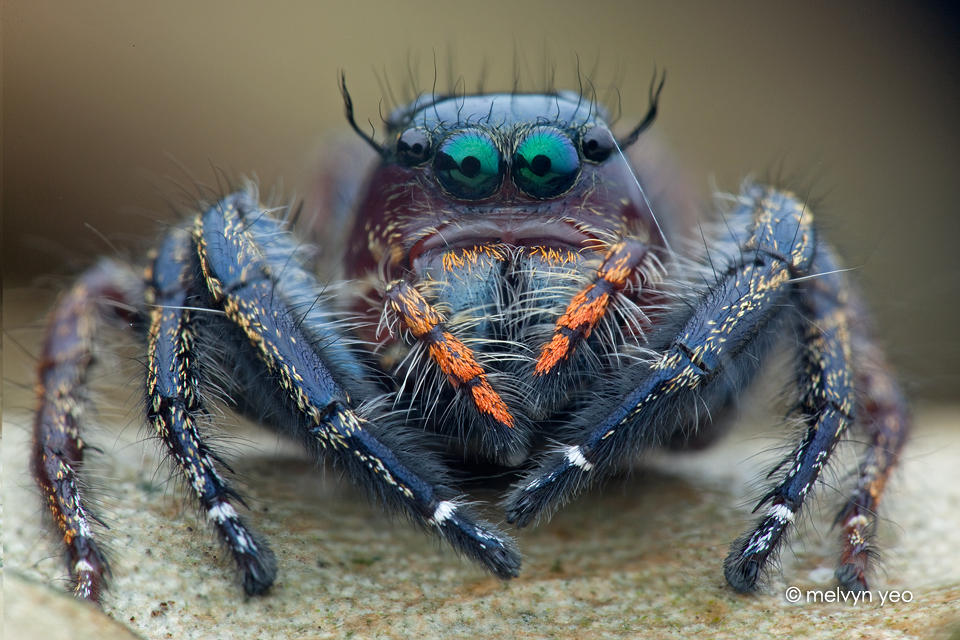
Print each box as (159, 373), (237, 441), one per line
(32, 73), (909, 604)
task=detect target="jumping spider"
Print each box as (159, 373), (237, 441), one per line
(33, 72), (909, 603)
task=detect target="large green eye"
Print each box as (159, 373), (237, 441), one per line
(512, 127), (580, 198)
(433, 130), (502, 200)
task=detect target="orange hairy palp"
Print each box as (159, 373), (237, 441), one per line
(535, 240), (650, 375)
(387, 281), (514, 428)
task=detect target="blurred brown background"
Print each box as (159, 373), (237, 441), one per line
(3, 1), (958, 399)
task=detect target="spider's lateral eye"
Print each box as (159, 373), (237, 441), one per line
(512, 127), (580, 199)
(396, 128), (432, 166)
(581, 126), (615, 163)
(433, 130), (502, 200)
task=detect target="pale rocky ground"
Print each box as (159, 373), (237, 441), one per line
(4, 287), (959, 639)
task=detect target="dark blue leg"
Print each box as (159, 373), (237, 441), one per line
(195, 192), (520, 579)
(146, 227), (276, 595)
(724, 248), (855, 591)
(505, 186), (817, 528)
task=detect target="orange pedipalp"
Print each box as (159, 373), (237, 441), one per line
(386, 280), (514, 428)
(534, 240), (651, 376)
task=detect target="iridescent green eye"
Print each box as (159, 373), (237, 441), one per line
(433, 130), (502, 200)
(512, 127), (580, 198)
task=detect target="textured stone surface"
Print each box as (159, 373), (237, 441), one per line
(4, 288), (959, 639)
(4, 573), (143, 640)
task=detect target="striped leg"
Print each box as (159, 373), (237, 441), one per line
(146, 228), (276, 595)
(533, 238), (656, 376)
(32, 260), (142, 602)
(384, 279), (524, 459)
(195, 192), (520, 579)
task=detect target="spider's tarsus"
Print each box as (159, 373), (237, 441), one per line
(73, 544), (110, 602)
(442, 512), (522, 579)
(503, 454), (589, 529)
(503, 491), (541, 529)
(722, 546), (763, 593)
(834, 563), (869, 593)
(723, 508), (790, 593)
(238, 543), (278, 596)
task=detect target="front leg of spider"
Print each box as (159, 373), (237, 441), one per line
(194, 193), (521, 580)
(383, 278), (528, 461)
(505, 186), (860, 590)
(533, 238), (656, 377)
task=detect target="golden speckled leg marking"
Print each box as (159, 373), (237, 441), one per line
(194, 192), (521, 579)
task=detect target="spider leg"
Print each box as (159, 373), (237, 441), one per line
(533, 238), (656, 376)
(724, 248), (856, 591)
(32, 259), (143, 602)
(386, 243), (539, 463)
(146, 228), (276, 595)
(384, 278), (524, 459)
(194, 192), (521, 579)
(827, 251), (911, 591)
(504, 186), (817, 530)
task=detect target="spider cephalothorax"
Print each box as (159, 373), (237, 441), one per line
(32, 72), (909, 606)
(344, 86), (672, 464)
(345, 91), (662, 278)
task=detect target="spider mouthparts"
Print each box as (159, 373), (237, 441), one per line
(409, 220), (596, 267)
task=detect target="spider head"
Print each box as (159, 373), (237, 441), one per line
(345, 92), (664, 279)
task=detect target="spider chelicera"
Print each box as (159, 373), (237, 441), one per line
(32, 72), (909, 603)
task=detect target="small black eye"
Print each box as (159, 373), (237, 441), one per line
(396, 128), (432, 165)
(581, 126), (615, 163)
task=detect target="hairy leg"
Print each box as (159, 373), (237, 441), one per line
(505, 186), (816, 529)
(194, 192), (521, 578)
(724, 250), (855, 591)
(146, 228), (276, 594)
(32, 260), (142, 601)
